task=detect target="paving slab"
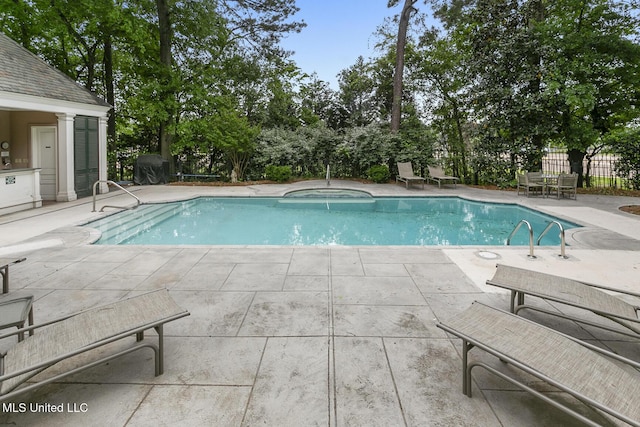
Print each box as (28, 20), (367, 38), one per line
(0, 182), (638, 426)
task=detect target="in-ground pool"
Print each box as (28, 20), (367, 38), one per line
(87, 195), (580, 246)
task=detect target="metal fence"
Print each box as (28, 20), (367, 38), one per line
(542, 150), (628, 189)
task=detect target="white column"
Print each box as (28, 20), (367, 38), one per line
(98, 115), (109, 193)
(32, 168), (42, 207)
(55, 113), (77, 201)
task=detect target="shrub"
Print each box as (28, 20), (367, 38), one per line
(367, 165), (390, 183)
(610, 129), (640, 190)
(265, 165), (292, 182)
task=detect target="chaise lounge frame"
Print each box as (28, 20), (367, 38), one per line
(396, 162), (425, 189)
(438, 302), (640, 427)
(427, 165), (459, 188)
(486, 263), (640, 338)
(0, 289), (189, 402)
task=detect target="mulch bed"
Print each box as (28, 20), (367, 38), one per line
(620, 205), (640, 215)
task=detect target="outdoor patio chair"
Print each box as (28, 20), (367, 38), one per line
(547, 172), (578, 199)
(516, 172), (544, 197)
(427, 165), (459, 188)
(486, 264), (640, 338)
(0, 289), (189, 402)
(396, 162), (425, 189)
(437, 302), (640, 427)
(526, 171), (544, 185)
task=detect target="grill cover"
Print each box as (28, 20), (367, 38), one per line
(133, 154), (169, 185)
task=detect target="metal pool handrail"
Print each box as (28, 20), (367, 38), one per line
(537, 220), (567, 259)
(507, 219), (535, 258)
(92, 180), (141, 212)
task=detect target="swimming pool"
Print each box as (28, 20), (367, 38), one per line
(87, 196), (580, 246)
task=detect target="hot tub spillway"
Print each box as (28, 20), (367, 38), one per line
(279, 189), (375, 211)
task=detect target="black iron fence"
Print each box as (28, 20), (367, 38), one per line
(542, 150), (629, 189)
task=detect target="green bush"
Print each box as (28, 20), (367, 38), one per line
(367, 165), (390, 183)
(265, 165), (292, 182)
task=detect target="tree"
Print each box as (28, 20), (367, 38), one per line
(155, 0), (175, 164)
(337, 56), (379, 127)
(212, 104), (261, 181)
(609, 128), (640, 190)
(414, 28), (470, 180)
(388, 0), (418, 132)
(541, 0), (640, 186)
(431, 0), (640, 186)
(298, 74), (341, 128)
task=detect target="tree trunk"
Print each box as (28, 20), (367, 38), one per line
(156, 0), (174, 171)
(567, 149), (585, 188)
(527, 0), (545, 171)
(390, 0), (417, 132)
(103, 36), (116, 156)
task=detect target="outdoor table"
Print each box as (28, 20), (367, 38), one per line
(0, 295), (33, 341)
(0, 257), (26, 293)
(541, 174), (559, 197)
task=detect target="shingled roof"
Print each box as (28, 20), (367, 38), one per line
(0, 33), (110, 108)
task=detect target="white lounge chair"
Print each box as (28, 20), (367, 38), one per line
(438, 302), (640, 427)
(0, 289), (189, 401)
(486, 264), (640, 338)
(427, 165), (459, 188)
(396, 162), (425, 189)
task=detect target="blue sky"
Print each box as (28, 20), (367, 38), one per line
(280, 1), (403, 89)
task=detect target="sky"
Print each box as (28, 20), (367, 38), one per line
(280, 0), (404, 90)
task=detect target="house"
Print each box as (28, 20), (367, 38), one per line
(0, 33), (111, 215)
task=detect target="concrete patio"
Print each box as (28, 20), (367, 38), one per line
(0, 180), (638, 426)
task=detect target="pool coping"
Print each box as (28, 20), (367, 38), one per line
(1, 180), (639, 252)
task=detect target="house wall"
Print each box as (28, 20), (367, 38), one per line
(10, 111), (56, 169)
(0, 111), (9, 169)
(0, 111), (10, 142)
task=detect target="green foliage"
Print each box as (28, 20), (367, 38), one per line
(265, 165), (292, 182)
(213, 107), (261, 181)
(367, 165), (391, 183)
(7, 0), (639, 189)
(337, 56), (380, 127)
(608, 129), (640, 190)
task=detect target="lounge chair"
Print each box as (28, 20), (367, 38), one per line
(547, 172), (578, 199)
(396, 162), (425, 189)
(438, 302), (640, 427)
(0, 292), (33, 341)
(0, 289), (189, 401)
(427, 165), (459, 188)
(0, 258), (33, 342)
(0, 257), (26, 294)
(486, 264), (640, 338)
(516, 172), (544, 197)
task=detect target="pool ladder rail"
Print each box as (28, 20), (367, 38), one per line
(92, 180), (142, 212)
(507, 219), (567, 259)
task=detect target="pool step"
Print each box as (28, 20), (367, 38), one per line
(88, 204), (180, 244)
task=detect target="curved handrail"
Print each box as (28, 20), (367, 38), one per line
(506, 219), (535, 258)
(92, 180), (141, 212)
(537, 220), (567, 258)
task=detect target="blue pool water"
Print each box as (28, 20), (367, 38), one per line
(88, 196), (580, 246)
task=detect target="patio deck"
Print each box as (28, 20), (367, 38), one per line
(0, 181), (638, 426)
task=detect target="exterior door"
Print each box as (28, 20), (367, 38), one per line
(32, 126), (57, 201)
(74, 116), (99, 198)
